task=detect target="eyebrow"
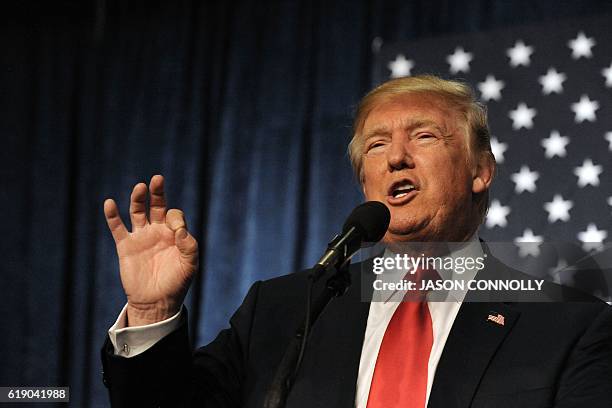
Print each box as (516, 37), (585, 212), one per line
(363, 118), (449, 140)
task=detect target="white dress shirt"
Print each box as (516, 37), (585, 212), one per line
(108, 304), (183, 357)
(109, 236), (484, 407)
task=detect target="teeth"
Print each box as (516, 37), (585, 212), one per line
(392, 183), (415, 198)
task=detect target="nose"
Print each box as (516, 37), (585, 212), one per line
(386, 136), (414, 171)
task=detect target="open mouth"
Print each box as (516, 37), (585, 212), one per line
(387, 179), (418, 204)
(392, 184), (415, 198)
(389, 179), (416, 197)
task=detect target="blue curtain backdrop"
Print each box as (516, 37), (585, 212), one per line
(2, 1), (612, 406)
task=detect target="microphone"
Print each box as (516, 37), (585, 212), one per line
(310, 201), (390, 280)
(264, 201), (390, 408)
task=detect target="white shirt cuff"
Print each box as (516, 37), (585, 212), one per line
(107, 304), (184, 358)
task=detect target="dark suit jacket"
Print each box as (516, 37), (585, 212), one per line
(101, 256), (612, 408)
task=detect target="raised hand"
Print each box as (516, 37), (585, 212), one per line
(104, 175), (199, 326)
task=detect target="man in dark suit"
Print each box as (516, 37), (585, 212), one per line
(101, 75), (612, 407)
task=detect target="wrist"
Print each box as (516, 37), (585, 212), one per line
(126, 301), (181, 326)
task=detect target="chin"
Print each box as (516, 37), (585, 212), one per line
(384, 223), (431, 242)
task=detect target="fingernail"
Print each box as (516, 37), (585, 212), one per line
(177, 228), (188, 240)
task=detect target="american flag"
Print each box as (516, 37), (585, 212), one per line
(487, 313), (505, 326)
(373, 15), (612, 301)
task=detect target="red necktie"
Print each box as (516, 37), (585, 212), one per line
(366, 270), (434, 408)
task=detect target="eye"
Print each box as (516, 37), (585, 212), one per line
(366, 140), (388, 153)
(414, 133), (438, 144)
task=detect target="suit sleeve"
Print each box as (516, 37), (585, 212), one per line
(554, 304), (612, 407)
(101, 281), (262, 408)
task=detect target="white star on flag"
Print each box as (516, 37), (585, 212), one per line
(478, 75), (505, 101)
(490, 136), (508, 163)
(511, 165), (539, 193)
(486, 199), (511, 228)
(602, 62), (612, 87)
(538, 68), (567, 94)
(568, 31), (596, 59)
(608, 197), (612, 214)
(507, 40), (534, 67)
(508, 102), (536, 130)
(514, 229), (544, 257)
(605, 132), (612, 151)
(570, 95), (599, 123)
(543, 194), (573, 222)
(574, 158), (603, 187)
(446, 47), (473, 74)
(388, 54), (414, 78)
(541, 130), (569, 158)
(577, 223), (608, 252)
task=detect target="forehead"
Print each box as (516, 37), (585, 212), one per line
(362, 93), (464, 135)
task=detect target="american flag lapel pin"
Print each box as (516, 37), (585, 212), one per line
(487, 312), (505, 326)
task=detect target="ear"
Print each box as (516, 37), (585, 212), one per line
(472, 152), (495, 194)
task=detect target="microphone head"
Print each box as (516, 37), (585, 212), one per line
(342, 201), (390, 242)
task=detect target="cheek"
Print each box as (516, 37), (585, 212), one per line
(361, 159), (385, 193)
(363, 179), (380, 200)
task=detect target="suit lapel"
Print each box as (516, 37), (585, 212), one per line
(428, 301), (520, 408)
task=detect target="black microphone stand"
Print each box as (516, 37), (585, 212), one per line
(262, 261), (352, 408)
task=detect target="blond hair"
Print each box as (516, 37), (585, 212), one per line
(348, 75), (495, 222)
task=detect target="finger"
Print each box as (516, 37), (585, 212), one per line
(104, 199), (129, 243)
(149, 174), (166, 224)
(129, 183), (148, 230)
(166, 209), (198, 260)
(166, 208), (185, 231)
(175, 227), (199, 259)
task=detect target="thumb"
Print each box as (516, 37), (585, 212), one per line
(175, 227), (198, 258)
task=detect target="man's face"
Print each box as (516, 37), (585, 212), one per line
(361, 93), (489, 243)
